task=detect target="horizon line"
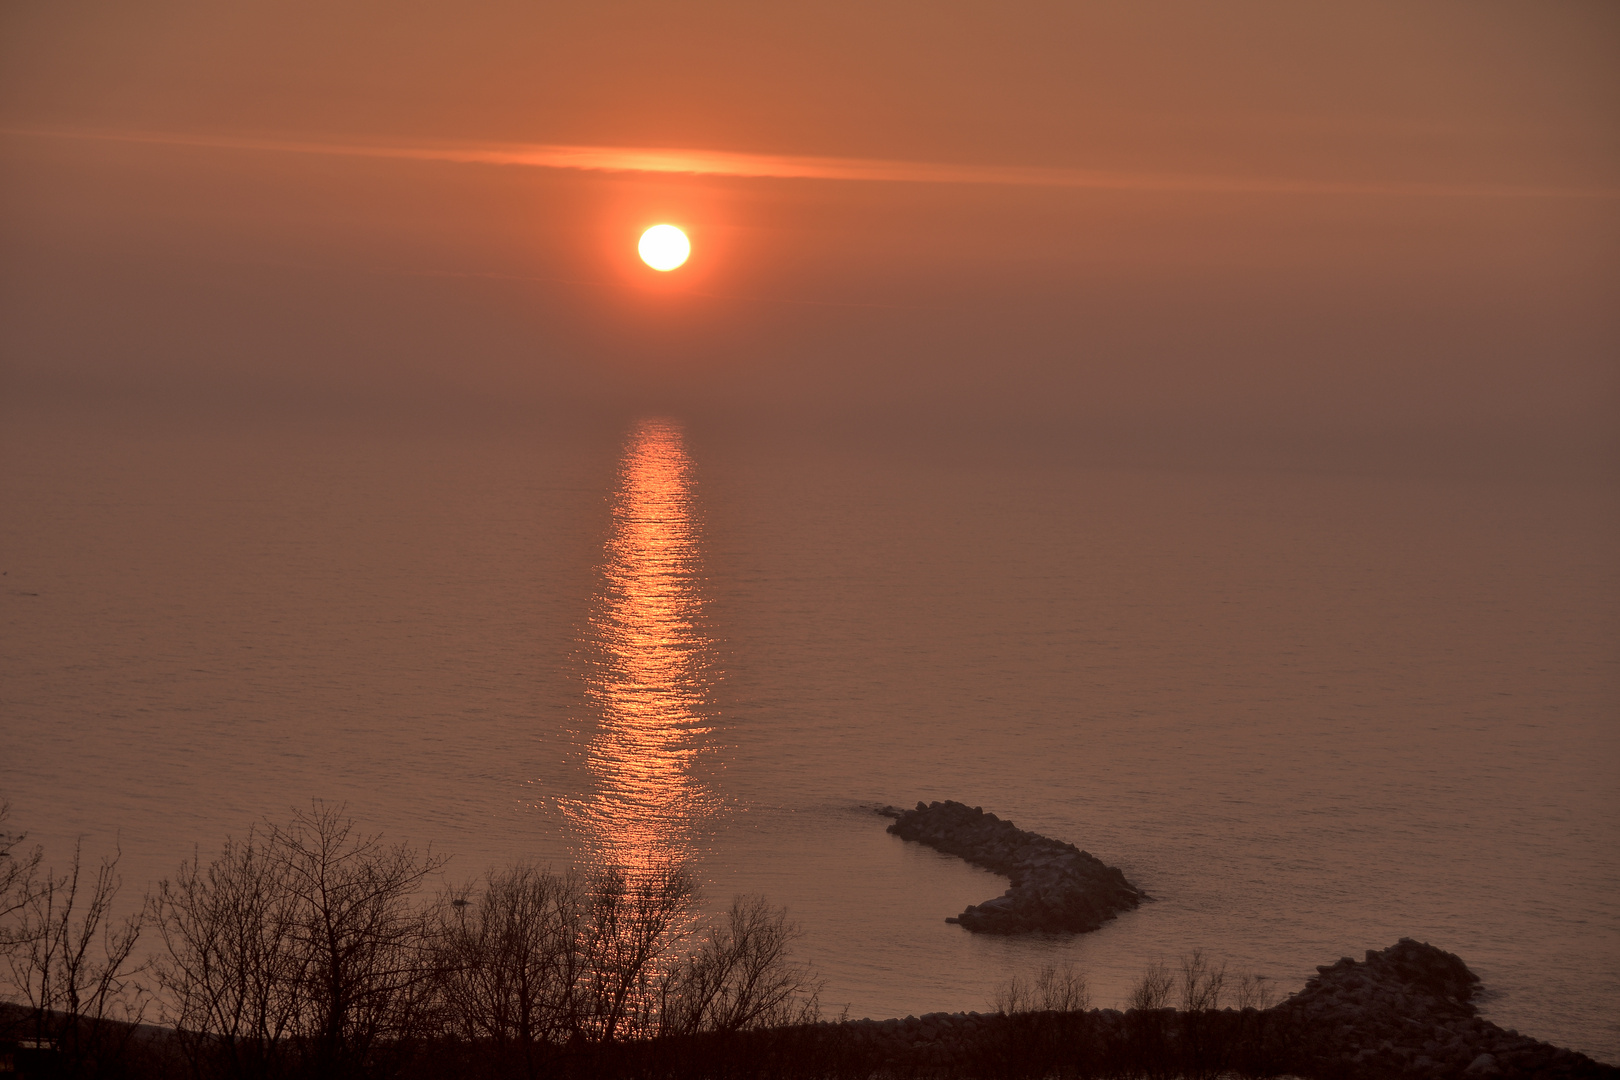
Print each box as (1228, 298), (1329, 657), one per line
(5, 126), (1617, 200)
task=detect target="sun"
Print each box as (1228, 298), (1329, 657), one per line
(638, 224), (690, 272)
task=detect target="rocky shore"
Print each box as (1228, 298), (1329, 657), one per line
(1271, 937), (1614, 1078)
(9, 938), (1610, 1078)
(878, 800), (1147, 934)
(823, 939), (1617, 1079)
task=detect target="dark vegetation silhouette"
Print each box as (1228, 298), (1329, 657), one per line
(1, 801), (147, 1078)
(3, 800), (1615, 1079)
(152, 805), (446, 1080)
(0, 801), (42, 935)
(1, 802), (823, 1079)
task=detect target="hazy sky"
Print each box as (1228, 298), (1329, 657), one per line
(2, 0), (1615, 468)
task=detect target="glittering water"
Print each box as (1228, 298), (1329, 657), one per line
(2, 411), (1616, 1061)
(560, 420), (720, 873)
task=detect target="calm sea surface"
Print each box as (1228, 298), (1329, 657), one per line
(3, 411), (1616, 1060)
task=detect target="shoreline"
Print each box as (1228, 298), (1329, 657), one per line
(822, 939), (1618, 1078)
(7, 939), (1611, 1078)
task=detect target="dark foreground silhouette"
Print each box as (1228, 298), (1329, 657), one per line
(826, 939), (1618, 1078)
(4, 938), (1615, 1079)
(4, 805), (1614, 1078)
(879, 800), (1147, 934)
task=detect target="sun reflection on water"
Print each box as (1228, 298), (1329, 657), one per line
(562, 419), (720, 874)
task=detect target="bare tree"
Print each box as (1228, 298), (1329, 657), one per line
(0, 799), (43, 951)
(146, 811), (825, 1075)
(2, 839), (147, 1077)
(1176, 950), (1233, 1080)
(437, 863), (819, 1068)
(435, 864), (589, 1077)
(1230, 973), (1283, 1079)
(1035, 963), (1089, 1014)
(985, 963), (1092, 1079)
(1178, 949), (1225, 1012)
(993, 962), (1089, 1017)
(154, 804), (445, 1080)
(659, 894), (820, 1036)
(1232, 972), (1275, 1011)
(1127, 959), (1174, 1011)
(263, 803), (445, 1080)
(573, 865), (694, 1044)
(438, 862), (698, 1048)
(153, 828), (309, 1080)
(1122, 958), (1178, 1079)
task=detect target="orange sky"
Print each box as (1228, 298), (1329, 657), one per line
(1, 0), (1615, 469)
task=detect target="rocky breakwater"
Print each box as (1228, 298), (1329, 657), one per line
(1274, 938), (1616, 1078)
(878, 800), (1146, 934)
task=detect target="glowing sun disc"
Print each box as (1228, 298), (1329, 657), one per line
(638, 224), (690, 271)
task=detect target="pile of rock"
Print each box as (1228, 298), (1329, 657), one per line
(1275, 938), (1613, 1078)
(878, 800), (1146, 934)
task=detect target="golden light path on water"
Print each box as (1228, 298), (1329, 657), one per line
(561, 420), (720, 874)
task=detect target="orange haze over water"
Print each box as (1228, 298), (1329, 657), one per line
(1, 0), (1615, 471)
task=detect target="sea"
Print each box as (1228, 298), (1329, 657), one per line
(3, 408), (1616, 1061)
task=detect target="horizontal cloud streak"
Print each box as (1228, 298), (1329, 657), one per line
(6, 127), (1616, 200)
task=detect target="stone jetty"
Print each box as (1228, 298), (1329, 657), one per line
(877, 800), (1147, 934)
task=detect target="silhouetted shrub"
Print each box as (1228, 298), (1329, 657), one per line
(143, 807), (823, 1079)
(1, 836), (147, 1079)
(980, 964), (1094, 1078)
(153, 803), (444, 1080)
